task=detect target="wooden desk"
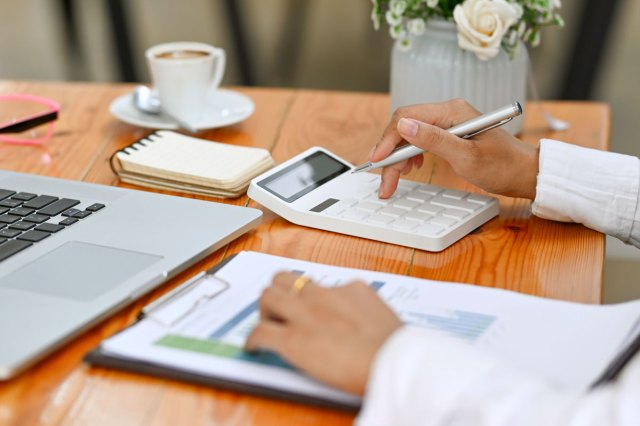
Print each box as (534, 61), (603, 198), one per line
(0, 81), (609, 425)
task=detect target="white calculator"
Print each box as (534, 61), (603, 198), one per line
(247, 147), (499, 252)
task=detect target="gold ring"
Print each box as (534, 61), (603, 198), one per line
(290, 275), (310, 296)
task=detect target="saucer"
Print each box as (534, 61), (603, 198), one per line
(109, 89), (255, 130)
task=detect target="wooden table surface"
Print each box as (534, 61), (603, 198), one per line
(0, 80), (609, 425)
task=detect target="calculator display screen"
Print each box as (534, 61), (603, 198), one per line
(257, 151), (350, 203)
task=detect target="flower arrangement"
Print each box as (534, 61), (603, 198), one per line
(371, 0), (564, 60)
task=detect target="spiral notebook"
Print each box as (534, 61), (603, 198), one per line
(110, 131), (275, 198)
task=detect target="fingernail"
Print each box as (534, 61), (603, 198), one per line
(378, 175), (385, 198)
(398, 118), (418, 138)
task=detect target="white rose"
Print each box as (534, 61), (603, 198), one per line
(453, 0), (522, 60)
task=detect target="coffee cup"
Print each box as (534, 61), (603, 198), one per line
(145, 41), (226, 124)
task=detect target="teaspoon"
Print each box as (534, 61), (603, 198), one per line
(132, 85), (198, 133)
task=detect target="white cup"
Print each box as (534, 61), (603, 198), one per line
(145, 41), (226, 124)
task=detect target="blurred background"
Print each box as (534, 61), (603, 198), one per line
(1, 0), (638, 302)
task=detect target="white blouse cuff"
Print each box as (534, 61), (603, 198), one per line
(532, 139), (640, 244)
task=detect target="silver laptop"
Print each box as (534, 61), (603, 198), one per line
(0, 170), (262, 379)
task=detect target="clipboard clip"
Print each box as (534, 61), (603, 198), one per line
(140, 271), (230, 328)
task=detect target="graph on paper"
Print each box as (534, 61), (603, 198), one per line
(154, 270), (496, 370)
(402, 309), (496, 342)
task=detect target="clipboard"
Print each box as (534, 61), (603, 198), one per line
(85, 250), (640, 411)
(84, 255), (360, 412)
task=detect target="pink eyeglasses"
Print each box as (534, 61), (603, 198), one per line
(0, 94), (60, 145)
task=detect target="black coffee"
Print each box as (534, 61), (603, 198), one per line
(155, 50), (210, 60)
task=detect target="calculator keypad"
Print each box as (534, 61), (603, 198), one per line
(321, 177), (494, 238)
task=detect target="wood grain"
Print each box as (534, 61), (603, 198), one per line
(0, 81), (608, 425)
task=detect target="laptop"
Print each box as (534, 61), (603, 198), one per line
(0, 169), (262, 379)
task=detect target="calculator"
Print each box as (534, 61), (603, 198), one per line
(247, 147), (499, 252)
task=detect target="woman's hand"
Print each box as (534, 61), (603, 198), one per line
(245, 272), (402, 395)
(371, 99), (539, 200)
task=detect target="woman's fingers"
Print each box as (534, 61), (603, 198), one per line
(371, 100), (479, 162)
(245, 321), (287, 353)
(258, 273), (307, 322)
(397, 117), (473, 165)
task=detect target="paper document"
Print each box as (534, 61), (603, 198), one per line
(99, 251), (640, 406)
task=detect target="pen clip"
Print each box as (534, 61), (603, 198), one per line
(462, 117), (513, 139)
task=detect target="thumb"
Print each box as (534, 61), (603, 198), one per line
(397, 117), (466, 163)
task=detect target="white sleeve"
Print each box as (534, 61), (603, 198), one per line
(532, 139), (640, 247)
(356, 326), (640, 426)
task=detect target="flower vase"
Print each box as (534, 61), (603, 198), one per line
(390, 20), (528, 134)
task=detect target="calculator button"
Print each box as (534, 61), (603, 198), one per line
(366, 214), (395, 225)
(430, 216), (459, 227)
(391, 219), (419, 231)
(467, 194), (493, 205)
(415, 223), (445, 236)
(354, 201), (383, 213)
(342, 198), (358, 207)
(323, 203), (346, 217)
(341, 209), (370, 221)
(393, 199), (420, 210)
(416, 184), (442, 196)
(430, 196), (480, 212)
(379, 206), (405, 217)
(404, 211), (434, 222)
(310, 198), (340, 213)
(354, 189), (377, 199)
(406, 191), (433, 202)
(442, 189), (467, 199)
(387, 189), (408, 200)
(397, 181), (419, 191)
(416, 204), (444, 215)
(365, 193), (390, 205)
(442, 209), (469, 220)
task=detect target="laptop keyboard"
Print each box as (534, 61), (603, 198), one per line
(0, 189), (105, 262)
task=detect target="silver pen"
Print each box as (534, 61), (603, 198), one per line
(352, 101), (523, 174)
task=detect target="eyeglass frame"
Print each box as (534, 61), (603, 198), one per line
(0, 93), (60, 145)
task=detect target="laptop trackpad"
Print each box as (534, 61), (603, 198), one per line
(0, 241), (163, 301)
